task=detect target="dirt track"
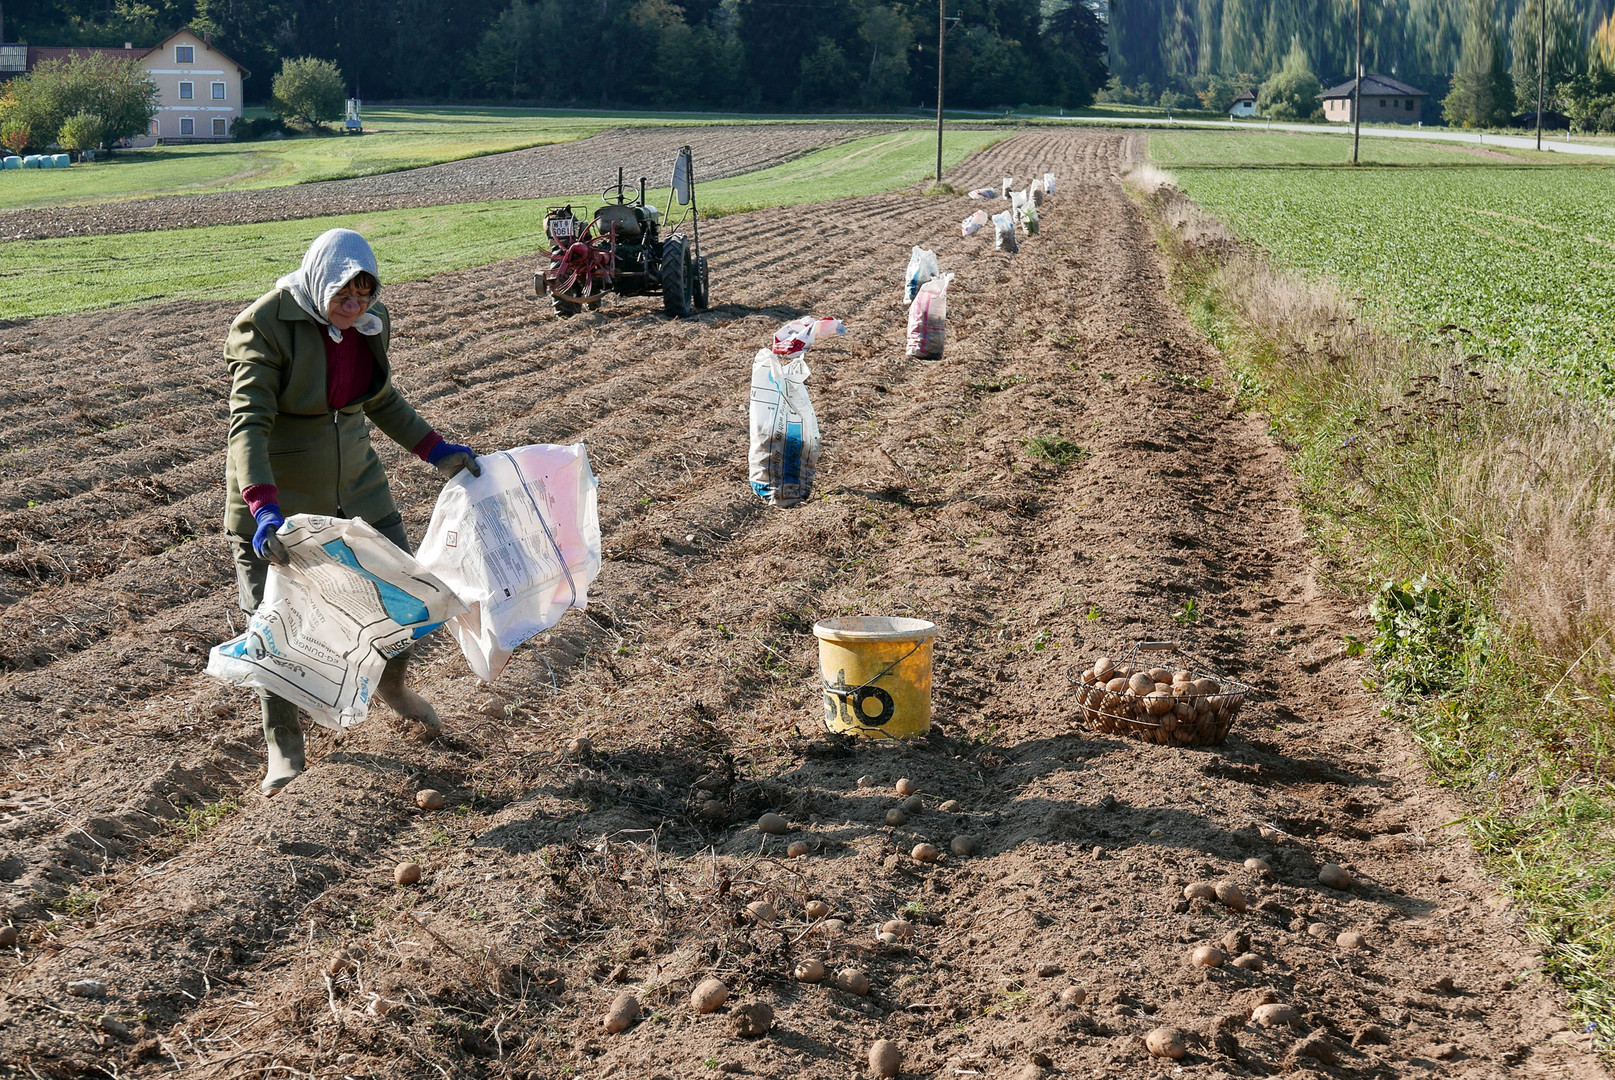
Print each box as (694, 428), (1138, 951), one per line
(0, 129), (1604, 1079)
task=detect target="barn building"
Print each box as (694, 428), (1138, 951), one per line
(1321, 74), (1427, 123)
(1229, 90), (1257, 118)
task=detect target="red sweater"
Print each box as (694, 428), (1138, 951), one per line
(242, 332), (441, 515)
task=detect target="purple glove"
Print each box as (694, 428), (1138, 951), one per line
(428, 440), (482, 479)
(253, 504), (290, 565)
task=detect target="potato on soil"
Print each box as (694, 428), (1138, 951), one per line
(1251, 1003), (1300, 1028)
(901, 794), (923, 813)
(1059, 985), (1088, 1004)
(1182, 881), (1216, 901)
(886, 808), (909, 827)
(1214, 881), (1248, 911)
(1337, 930), (1368, 951)
(911, 843), (940, 863)
(691, 977), (729, 1013)
(794, 959), (827, 983)
(938, 799), (961, 813)
(0, 926), (17, 947)
(895, 777), (917, 796)
(1319, 863), (1354, 890)
(951, 833), (980, 856)
(603, 992), (640, 1033)
(1231, 953), (1265, 971)
(787, 840), (809, 858)
(1189, 945), (1225, 967)
(730, 1001), (773, 1038)
(757, 812), (789, 835)
(414, 788), (445, 810)
(833, 968), (871, 995)
(880, 919), (915, 941)
(1243, 857), (1271, 874)
(1145, 1026), (1188, 1059)
(858, 775), (876, 788)
(746, 901), (777, 924)
(805, 900), (831, 920)
(566, 736), (592, 759)
(869, 1038), (901, 1078)
(394, 862), (422, 886)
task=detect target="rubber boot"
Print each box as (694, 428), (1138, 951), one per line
(377, 649), (441, 740)
(260, 692), (305, 796)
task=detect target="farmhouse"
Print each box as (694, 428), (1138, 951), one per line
(1321, 74), (1427, 123)
(3, 28), (248, 143)
(1229, 90), (1257, 118)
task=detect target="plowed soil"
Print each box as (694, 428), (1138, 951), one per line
(0, 128), (1604, 1080)
(0, 123), (891, 241)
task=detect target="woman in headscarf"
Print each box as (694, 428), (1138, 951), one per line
(223, 228), (479, 796)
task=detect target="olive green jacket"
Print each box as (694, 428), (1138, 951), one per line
(223, 288), (434, 538)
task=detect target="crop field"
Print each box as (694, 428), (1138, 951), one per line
(0, 127), (1604, 1078)
(1155, 142), (1615, 390)
(0, 128), (1001, 321)
(0, 107), (934, 213)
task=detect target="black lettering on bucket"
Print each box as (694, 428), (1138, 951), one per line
(821, 667), (895, 727)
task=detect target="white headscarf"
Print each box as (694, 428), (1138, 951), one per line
(275, 228), (384, 342)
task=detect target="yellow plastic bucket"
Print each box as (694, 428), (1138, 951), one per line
(813, 616), (937, 738)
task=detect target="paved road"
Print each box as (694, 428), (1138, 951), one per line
(1004, 111), (1615, 158)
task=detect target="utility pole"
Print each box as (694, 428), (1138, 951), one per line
(935, 0), (945, 186)
(1353, 0), (1362, 163)
(1537, 0), (1547, 151)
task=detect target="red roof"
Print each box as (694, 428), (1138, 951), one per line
(23, 32), (248, 77)
(26, 45), (151, 70)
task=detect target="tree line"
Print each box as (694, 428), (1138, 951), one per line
(2, 0), (1108, 113)
(1106, 0), (1615, 128)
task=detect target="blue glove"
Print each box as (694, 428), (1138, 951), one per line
(252, 504), (290, 565)
(428, 440), (482, 479)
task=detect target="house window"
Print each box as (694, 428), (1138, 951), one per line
(179, 117), (194, 136)
(213, 117), (228, 137)
(1379, 98), (1386, 107)
(211, 82), (226, 100)
(148, 119), (159, 136)
(179, 81), (193, 100)
(175, 44), (194, 63)
(1406, 99), (1414, 111)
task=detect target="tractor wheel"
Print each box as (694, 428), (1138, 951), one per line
(662, 235), (693, 318)
(694, 254), (711, 310)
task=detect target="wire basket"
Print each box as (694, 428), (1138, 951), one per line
(1070, 640), (1252, 746)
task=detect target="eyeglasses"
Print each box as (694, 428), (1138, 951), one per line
(333, 290), (373, 309)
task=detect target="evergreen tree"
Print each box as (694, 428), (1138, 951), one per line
(1442, 0), (1514, 126)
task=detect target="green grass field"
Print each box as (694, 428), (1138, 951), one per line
(0, 106), (933, 213)
(1154, 135), (1615, 389)
(0, 128), (1003, 320)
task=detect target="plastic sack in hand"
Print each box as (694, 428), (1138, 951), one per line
(207, 515), (466, 729)
(903, 246), (939, 304)
(967, 187), (998, 199)
(415, 445), (601, 681)
(1044, 172), (1056, 194)
(961, 209), (989, 237)
(906, 272), (953, 360)
(992, 211), (1019, 253)
(751, 317), (841, 506)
